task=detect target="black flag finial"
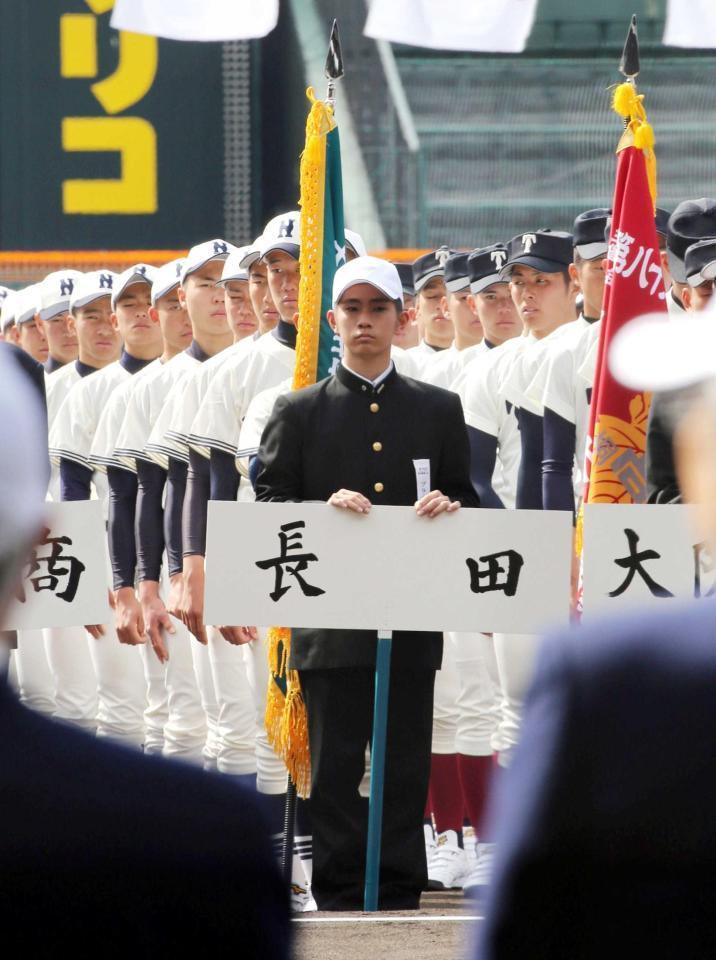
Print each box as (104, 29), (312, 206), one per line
(325, 20), (344, 82)
(619, 14), (640, 80)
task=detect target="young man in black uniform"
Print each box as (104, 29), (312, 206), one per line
(255, 256), (479, 911)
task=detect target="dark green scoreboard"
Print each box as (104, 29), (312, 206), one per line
(0, 0), (305, 251)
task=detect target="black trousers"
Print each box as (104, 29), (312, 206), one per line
(299, 664), (436, 911)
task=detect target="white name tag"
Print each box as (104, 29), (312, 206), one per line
(413, 459), (431, 499)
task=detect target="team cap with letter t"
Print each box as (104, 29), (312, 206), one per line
(685, 238), (716, 287)
(180, 239), (235, 285)
(332, 256), (403, 308)
(573, 208), (610, 260)
(70, 270), (117, 311)
(38, 270), (83, 321)
(151, 258), (185, 306)
(111, 264), (157, 309)
(500, 230), (573, 279)
(393, 262), (415, 298)
(666, 198), (716, 284)
(610, 304), (716, 393)
(468, 244), (509, 294)
(258, 211), (301, 260)
(412, 246), (456, 293)
(14, 285), (41, 326)
(444, 253), (471, 293)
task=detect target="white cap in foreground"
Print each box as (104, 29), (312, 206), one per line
(609, 308), (716, 392)
(0, 346), (48, 553)
(180, 239), (235, 285)
(332, 256), (404, 308)
(14, 285), (41, 326)
(151, 258), (185, 305)
(111, 264), (157, 309)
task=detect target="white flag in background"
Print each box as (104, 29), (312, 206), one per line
(664, 0), (716, 47)
(111, 0), (279, 42)
(364, 0), (538, 53)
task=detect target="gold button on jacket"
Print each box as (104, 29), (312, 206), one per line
(374, 482), (384, 493)
(372, 441), (382, 452)
(370, 402), (380, 413)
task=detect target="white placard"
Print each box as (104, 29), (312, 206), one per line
(205, 503), (572, 634)
(4, 501), (109, 630)
(581, 504), (713, 617)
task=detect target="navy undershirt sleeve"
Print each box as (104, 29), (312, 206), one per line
(467, 426), (505, 509)
(542, 408), (577, 516)
(248, 455), (261, 491)
(515, 409), (544, 511)
(210, 448), (239, 502)
(183, 449), (210, 558)
(165, 457), (187, 577)
(136, 459), (166, 583)
(60, 458), (92, 501)
(107, 466), (138, 590)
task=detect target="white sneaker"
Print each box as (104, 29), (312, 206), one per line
(463, 842), (495, 899)
(290, 882), (318, 913)
(427, 830), (469, 890)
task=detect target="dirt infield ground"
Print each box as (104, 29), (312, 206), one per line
(293, 891), (484, 960)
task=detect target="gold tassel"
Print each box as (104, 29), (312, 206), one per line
(575, 504), (585, 558)
(264, 89), (338, 799)
(611, 81), (658, 213)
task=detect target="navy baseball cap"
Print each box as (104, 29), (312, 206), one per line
(573, 208), (610, 260)
(412, 246), (456, 293)
(393, 262), (415, 298)
(666, 198), (716, 284)
(468, 244), (509, 294)
(655, 207), (671, 240)
(685, 238), (716, 287)
(444, 253), (471, 293)
(500, 230), (573, 279)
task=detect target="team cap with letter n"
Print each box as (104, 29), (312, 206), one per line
(666, 198), (716, 284)
(500, 230), (573, 279)
(111, 264), (157, 309)
(14, 285), (41, 326)
(70, 270), (117, 312)
(151, 258), (185, 306)
(38, 270), (83, 322)
(685, 238), (716, 287)
(258, 211), (301, 260)
(468, 243), (509, 295)
(573, 208), (610, 260)
(345, 228), (367, 259)
(218, 247), (251, 286)
(332, 256), (403, 308)
(1, 290), (17, 332)
(412, 246), (456, 293)
(180, 239), (236, 285)
(444, 253), (471, 293)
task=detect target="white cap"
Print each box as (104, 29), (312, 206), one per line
(0, 345), (48, 555)
(14, 285), (41, 326)
(151, 258), (185, 306)
(180, 239), (236, 284)
(239, 236), (263, 270)
(345, 228), (367, 259)
(1, 290), (17, 332)
(111, 264), (156, 308)
(38, 270), (83, 321)
(332, 256), (403, 307)
(218, 247), (250, 286)
(0, 286), (11, 314)
(70, 270), (117, 311)
(259, 211), (301, 259)
(609, 309), (716, 392)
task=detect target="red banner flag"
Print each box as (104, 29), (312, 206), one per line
(583, 120), (667, 505)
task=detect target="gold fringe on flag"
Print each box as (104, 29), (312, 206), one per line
(612, 81), (657, 211)
(264, 88), (336, 800)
